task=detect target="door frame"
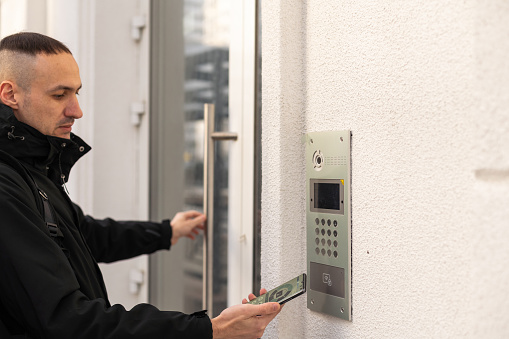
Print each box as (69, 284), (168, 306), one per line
(226, 0), (257, 306)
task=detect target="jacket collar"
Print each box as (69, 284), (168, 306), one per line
(0, 103), (91, 186)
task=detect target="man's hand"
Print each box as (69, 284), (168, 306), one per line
(211, 289), (282, 339)
(170, 210), (206, 245)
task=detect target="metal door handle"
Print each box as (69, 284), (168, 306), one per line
(203, 103), (237, 313)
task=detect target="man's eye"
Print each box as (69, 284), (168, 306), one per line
(54, 94), (65, 99)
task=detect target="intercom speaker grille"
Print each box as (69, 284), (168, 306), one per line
(325, 156), (347, 166)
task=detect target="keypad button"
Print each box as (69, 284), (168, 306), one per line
(334, 220), (338, 227)
(315, 228), (319, 235)
(334, 240), (338, 247)
(316, 247), (320, 254)
(327, 219), (331, 226)
(321, 248), (326, 256)
(333, 230), (338, 237)
(315, 238), (319, 245)
(327, 249), (332, 257)
(333, 251), (338, 258)
(315, 218), (320, 225)
(327, 230), (332, 237)
(321, 229), (325, 236)
(321, 238), (325, 246)
(327, 239), (332, 247)
(321, 219), (325, 226)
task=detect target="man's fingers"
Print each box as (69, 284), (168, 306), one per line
(188, 215), (206, 228)
(186, 210), (206, 220)
(183, 210), (200, 217)
(247, 302), (280, 317)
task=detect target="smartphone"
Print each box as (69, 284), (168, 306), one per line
(248, 273), (307, 305)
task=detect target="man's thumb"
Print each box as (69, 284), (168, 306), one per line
(254, 302), (280, 316)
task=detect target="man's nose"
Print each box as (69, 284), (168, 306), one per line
(65, 95), (83, 119)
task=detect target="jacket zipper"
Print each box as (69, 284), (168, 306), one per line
(58, 145), (70, 195)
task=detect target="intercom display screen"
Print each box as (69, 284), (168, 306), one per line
(310, 179), (344, 215)
(314, 183), (340, 210)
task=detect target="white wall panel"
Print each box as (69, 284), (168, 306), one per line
(0, 0), (28, 37)
(85, 0), (151, 309)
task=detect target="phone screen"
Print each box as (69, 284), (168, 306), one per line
(248, 273), (306, 305)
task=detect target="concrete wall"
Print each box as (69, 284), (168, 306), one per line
(260, 1), (509, 338)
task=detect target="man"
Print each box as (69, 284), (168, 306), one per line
(0, 32), (280, 338)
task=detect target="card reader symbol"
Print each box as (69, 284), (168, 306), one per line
(323, 273), (332, 286)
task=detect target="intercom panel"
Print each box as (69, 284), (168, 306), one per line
(306, 130), (351, 321)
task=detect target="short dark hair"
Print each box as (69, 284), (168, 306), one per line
(0, 32), (73, 91)
(0, 32), (71, 56)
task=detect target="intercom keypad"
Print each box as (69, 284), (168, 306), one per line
(314, 218), (340, 258)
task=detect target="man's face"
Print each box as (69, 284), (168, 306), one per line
(15, 52), (83, 139)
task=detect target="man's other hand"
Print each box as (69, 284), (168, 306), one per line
(170, 210), (206, 245)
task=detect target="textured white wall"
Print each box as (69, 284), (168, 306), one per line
(261, 1), (509, 338)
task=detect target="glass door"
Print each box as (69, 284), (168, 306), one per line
(149, 0), (256, 317)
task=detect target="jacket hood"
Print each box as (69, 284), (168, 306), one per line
(0, 103), (91, 186)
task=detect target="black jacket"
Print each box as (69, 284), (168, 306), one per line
(0, 104), (212, 338)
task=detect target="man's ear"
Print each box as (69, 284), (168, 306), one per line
(0, 81), (19, 109)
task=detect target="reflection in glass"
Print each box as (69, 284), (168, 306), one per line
(182, 0), (231, 316)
